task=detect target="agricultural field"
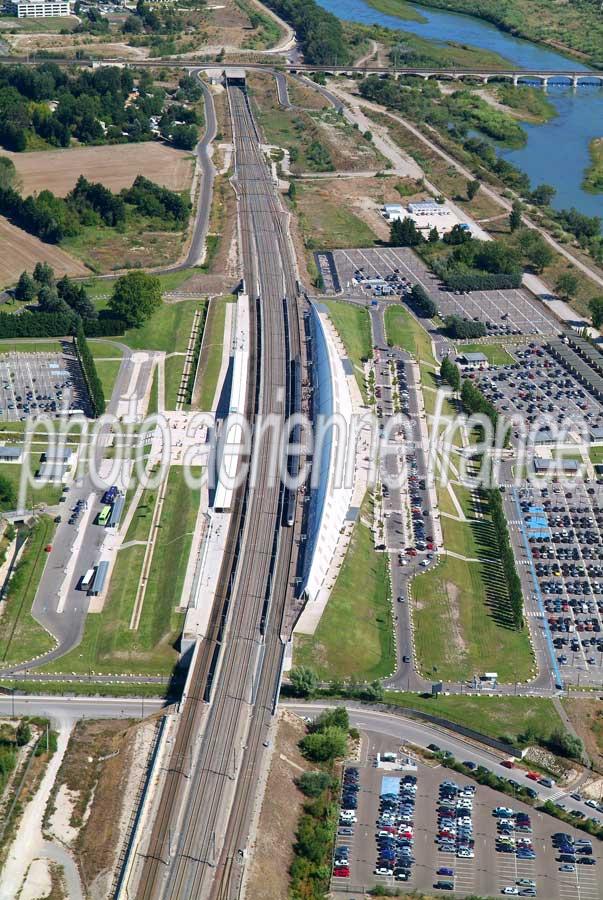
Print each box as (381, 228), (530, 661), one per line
(5, 144), (195, 198)
(0, 217), (87, 289)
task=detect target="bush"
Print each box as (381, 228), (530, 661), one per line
(299, 726), (348, 762)
(297, 771), (333, 798)
(289, 665), (319, 698)
(443, 315), (486, 339)
(0, 310), (75, 338)
(443, 272), (522, 291)
(409, 282), (437, 317)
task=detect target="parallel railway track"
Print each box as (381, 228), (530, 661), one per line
(131, 82), (300, 900)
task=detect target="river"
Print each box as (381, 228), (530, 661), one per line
(317, 0), (603, 224)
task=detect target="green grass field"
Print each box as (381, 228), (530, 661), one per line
(0, 459), (63, 509)
(589, 445), (603, 465)
(411, 551), (534, 682)
(460, 343), (515, 365)
(294, 518), (394, 681)
(121, 300), (203, 354)
(295, 181), (378, 250)
(88, 340), (124, 359)
(384, 304), (434, 363)
(383, 692), (563, 746)
(0, 341), (64, 355)
(41, 467), (199, 676)
(324, 301), (371, 400)
(196, 296), (236, 411)
(0, 517), (57, 666)
(94, 359), (122, 403)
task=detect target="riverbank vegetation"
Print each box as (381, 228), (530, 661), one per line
(262, 0), (353, 64)
(493, 84), (556, 124)
(583, 138), (603, 195)
(381, 0), (603, 69)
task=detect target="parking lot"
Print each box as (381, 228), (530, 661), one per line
(326, 247), (557, 336)
(331, 739), (603, 899)
(474, 342), (603, 437)
(511, 480), (603, 681)
(0, 348), (92, 421)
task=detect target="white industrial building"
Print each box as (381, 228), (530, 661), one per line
(457, 351), (489, 370)
(382, 199), (462, 237)
(6, 0), (72, 17)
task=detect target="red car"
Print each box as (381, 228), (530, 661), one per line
(526, 772), (540, 781)
(333, 867), (350, 877)
(501, 760), (514, 769)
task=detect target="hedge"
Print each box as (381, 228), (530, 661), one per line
(74, 322), (106, 416)
(443, 272), (522, 292)
(0, 310), (76, 338)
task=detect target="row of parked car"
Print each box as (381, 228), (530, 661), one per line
(333, 767), (360, 879)
(552, 831), (596, 871)
(436, 780), (475, 861)
(494, 806), (536, 863)
(374, 775), (417, 881)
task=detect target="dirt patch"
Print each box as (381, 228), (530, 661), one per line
(245, 710), (309, 900)
(6, 143), (194, 197)
(287, 76), (331, 111)
(43, 718), (158, 898)
(444, 580), (468, 658)
(563, 698), (603, 772)
(0, 217), (87, 288)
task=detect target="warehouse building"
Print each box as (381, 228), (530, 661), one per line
(6, 0), (72, 16)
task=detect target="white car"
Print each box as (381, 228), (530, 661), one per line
(502, 889), (520, 896)
(374, 866), (393, 876)
(457, 849), (474, 858)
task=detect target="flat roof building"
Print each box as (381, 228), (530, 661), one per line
(458, 351), (489, 369)
(532, 458), (580, 473)
(0, 446), (23, 463)
(7, 0), (72, 16)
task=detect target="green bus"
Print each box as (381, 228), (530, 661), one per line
(97, 504), (111, 526)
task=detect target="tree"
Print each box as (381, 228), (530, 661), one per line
(288, 666), (318, 698)
(444, 223), (472, 245)
(440, 356), (460, 391)
(428, 226), (439, 243)
(530, 183), (556, 207)
(14, 271), (36, 302)
(525, 239), (553, 274)
(32, 261), (54, 287)
(15, 721), (31, 746)
(466, 179), (480, 201)
(109, 271), (162, 328)
(390, 216), (423, 247)
(171, 124), (198, 151)
(308, 707), (349, 733)
(509, 200), (523, 232)
(38, 285), (69, 314)
(0, 156), (20, 192)
(297, 771), (332, 798)
(0, 472), (16, 509)
(299, 726), (348, 762)
(288, 180), (297, 201)
(555, 271), (579, 301)
(589, 296), (603, 329)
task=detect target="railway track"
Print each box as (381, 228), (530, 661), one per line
(130, 82), (300, 900)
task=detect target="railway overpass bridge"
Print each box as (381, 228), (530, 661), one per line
(287, 64), (603, 87)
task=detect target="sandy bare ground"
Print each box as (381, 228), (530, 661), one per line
(6, 143), (195, 197)
(0, 218), (87, 287)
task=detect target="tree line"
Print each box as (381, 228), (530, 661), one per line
(74, 321), (106, 416)
(263, 0), (352, 65)
(487, 487), (524, 630)
(0, 64), (165, 152)
(0, 169), (189, 245)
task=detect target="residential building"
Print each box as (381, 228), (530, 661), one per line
(6, 0), (72, 18)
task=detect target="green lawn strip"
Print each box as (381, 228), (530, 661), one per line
(147, 365), (158, 417)
(294, 519), (394, 681)
(196, 295), (236, 411)
(411, 552), (534, 683)
(382, 692), (563, 747)
(460, 343), (515, 365)
(164, 355), (185, 411)
(0, 461), (63, 509)
(589, 445), (603, 465)
(0, 341), (64, 355)
(93, 359), (121, 403)
(0, 679), (168, 699)
(41, 468), (199, 676)
(384, 304), (434, 364)
(120, 299), (203, 353)
(440, 510), (496, 560)
(437, 484), (461, 519)
(88, 341), (124, 359)
(324, 301), (371, 400)
(0, 516), (57, 666)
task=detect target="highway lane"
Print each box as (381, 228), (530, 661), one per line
(130, 81), (299, 900)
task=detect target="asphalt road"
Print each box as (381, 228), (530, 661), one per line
(184, 74), (217, 268)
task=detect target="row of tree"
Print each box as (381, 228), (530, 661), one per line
(440, 355), (461, 390)
(0, 169), (188, 245)
(487, 487), (524, 630)
(443, 315), (487, 339)
(263, 0), (352, 65)
(409, 282), (437, 318)
(74, 321), (106, 416)
(460, 377), (499, 433)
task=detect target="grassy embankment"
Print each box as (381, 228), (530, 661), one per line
(324, 300), (372, 400)
(41, 466), (200, 676)
(0, 516), (57, 666)
(583, 138), (603, 195)
(195, 295), (236, 411)
(294, 497), (394, 681)
(381, 0), (603, 69)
